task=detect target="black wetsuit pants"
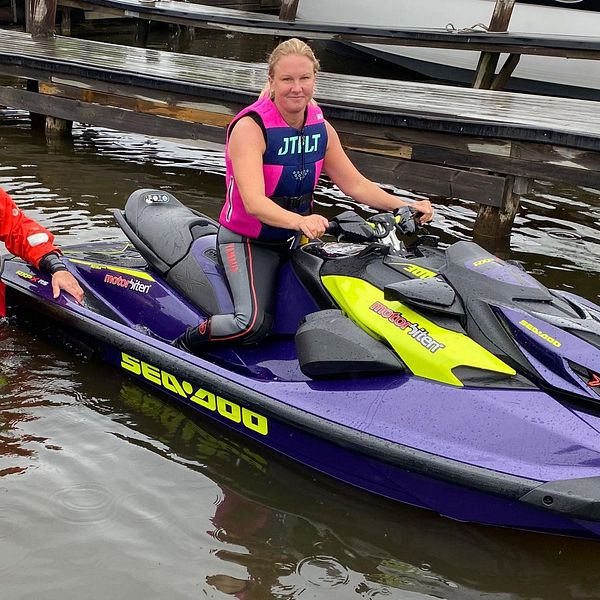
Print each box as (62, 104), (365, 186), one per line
(179, 227), (291, 351)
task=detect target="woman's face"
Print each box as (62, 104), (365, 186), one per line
(269, 54), (316, 117)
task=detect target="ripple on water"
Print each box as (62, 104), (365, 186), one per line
(545, 229), (582, 241)
(297, 556), (350, 588)
(117, 491), (164, 522)
(361, 588), (393, 598)
(48, 483), (116, 525)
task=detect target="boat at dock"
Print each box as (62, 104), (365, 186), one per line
(296, 0), (600, 100)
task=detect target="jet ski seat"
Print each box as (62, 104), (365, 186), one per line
(114, 189), (225, 316)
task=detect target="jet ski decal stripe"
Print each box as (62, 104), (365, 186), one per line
(68, 258), (155, 282)
(322, 275), (515, 387)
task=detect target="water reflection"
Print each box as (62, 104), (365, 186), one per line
(115, 379), (600, 600)
(0, 324), (70, 477)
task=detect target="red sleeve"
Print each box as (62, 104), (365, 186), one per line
(0, 188), (60, 268)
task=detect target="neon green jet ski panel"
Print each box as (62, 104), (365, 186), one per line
(322, 275), (515, 387)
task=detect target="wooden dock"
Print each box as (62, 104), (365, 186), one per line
(1, 28), (599, 247)
(49, 0), (600, 60)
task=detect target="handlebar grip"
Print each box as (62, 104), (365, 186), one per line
(325, 221), (340, 236)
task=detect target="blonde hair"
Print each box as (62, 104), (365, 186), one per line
(267, 38), (320, 78)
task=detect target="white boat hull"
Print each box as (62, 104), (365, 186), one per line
(296, 0), (600, 98)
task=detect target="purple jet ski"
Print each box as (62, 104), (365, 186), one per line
(2, 188), (600, 539)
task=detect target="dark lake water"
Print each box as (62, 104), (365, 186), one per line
(1, 27), (600, 600)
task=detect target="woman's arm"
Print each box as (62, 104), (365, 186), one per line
(229, 117), (328, 238)
(322, 122), (434, 222)
(0, 189), (84, 303)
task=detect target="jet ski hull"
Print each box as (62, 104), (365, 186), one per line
(5, 252), (600, 540)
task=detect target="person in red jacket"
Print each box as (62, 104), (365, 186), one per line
(0, 187), (84, 307)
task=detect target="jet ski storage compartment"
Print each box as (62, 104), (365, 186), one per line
(296, 309), (405, 379)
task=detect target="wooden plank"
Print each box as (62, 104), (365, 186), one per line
(409, 144), (600, 188)
(38, 81), (236, 127)
(346, 150), (506, 206)
(41, 73), (246, 115)
(333, 120), (600, 171)
(335, 127), (600, 187)
(331, 119), (514, 156)
(0, 86), (228, 143)
(491, 53), (521, 91)
(0, 29), (598, 149)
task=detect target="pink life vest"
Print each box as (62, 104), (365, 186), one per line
(219, 96), (328, 241)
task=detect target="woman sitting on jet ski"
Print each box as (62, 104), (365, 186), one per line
(173, 38), (434, 354)
(0, 187), (84, 307)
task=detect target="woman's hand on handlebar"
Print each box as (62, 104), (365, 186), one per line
(296, 214), (329, 239)
(410, 199), (434, 224)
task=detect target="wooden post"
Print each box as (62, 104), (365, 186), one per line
(134, 20), (150, 48)
(473, 0), (516, 90)
(26, 79), (45, 132)
(491, 53), (521, 90)
(279, 0), (299, 21)
(488, 0), (517, 32)
(26, 0), (57, 37)
(473, 175), (531, 253)
(45, 115), (73, 140)
(60, 6), (71, 36)
(167, 24), (196, 53)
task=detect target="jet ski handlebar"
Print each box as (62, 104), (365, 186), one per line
(325, 206), (421, 243)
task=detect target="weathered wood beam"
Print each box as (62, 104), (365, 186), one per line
(491, 53), (521, 91)
(45, 115), (72, 138)
(0, 86), (228, 143)
(473, 0), (516, 90)
(346, 151), (506, 206)
(473, 52), (500, 90)
(38, 81), (235, 127)
(60, 5), (71, 36)
(133, 20), (150, 47)
(489, 0), (517, 32)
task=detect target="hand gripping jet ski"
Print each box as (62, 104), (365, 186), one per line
(3, 188), (600, 539)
